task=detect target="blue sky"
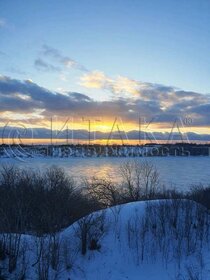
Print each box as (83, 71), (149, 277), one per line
(1, 0), (210, 94)
(0, 0), (210, 133)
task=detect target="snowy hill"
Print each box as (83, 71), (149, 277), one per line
(1, 200), (210, 279)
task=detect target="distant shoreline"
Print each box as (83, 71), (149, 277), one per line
(0, 143), (210, 158)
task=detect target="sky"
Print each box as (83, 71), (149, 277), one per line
(0, 0), (210, 135)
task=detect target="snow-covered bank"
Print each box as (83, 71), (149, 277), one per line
(0, 143), (209, 159)
(1, 200), (210, 279)
(0, 144), (155, 158)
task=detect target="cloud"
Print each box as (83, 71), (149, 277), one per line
(1, 126), (210, 141)
(80, 71), (210, 122)
(0, 76), (94, 115)
(34, 58), (60, 72)
(80, 71), (140, 96)
(0, 75), (210, 128)
(80, 70), (110, 89)
(41, 45), (88, 72)
(6, 67), (27, 75)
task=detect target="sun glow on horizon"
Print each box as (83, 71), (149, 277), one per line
(1, 118), (210, 136)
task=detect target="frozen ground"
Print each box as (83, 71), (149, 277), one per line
(1, 200), (210, 279)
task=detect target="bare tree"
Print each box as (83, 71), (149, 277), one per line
(85, 177), (121, 207)
(74, 212), (106, 255)
(119, 160), (160, 201)
(34, 235), (51, 280)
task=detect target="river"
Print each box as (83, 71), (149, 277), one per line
(0, 157), (210, 191)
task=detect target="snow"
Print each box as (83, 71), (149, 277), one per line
(62, 201), (210, 280)
(1, 200), (210, 279)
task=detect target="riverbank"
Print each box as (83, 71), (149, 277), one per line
(0, 143), (210, 158)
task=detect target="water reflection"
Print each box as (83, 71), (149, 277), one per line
(1, 157), (210, 191)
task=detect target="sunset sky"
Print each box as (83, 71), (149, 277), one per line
(0, 0), (210, 135)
